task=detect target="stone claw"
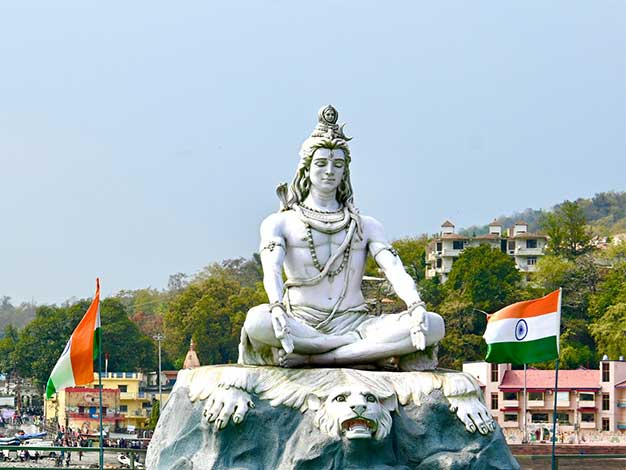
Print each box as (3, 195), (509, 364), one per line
(201, 387), (254, 431)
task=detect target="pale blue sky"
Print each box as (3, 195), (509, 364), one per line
(1, 1), (624, 304)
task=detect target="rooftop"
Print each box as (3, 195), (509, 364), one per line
(500, 369), (600, 390)
(441, 220), (455, 227)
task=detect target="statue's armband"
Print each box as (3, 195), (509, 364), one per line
(260, 237), (286, 254)
(369, 241), (398, 267)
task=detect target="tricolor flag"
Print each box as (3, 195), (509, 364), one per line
(483, 289), (561, 364)
(46, 279), (102, 399)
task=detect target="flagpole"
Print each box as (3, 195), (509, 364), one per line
(523, 363), (527, 444)
(98, 333), (104, 469)
(551, 358), (559, 470)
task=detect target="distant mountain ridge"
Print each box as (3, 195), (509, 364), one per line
(459, 191), (626, 237)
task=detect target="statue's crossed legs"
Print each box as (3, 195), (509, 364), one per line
(242, 304), (445, 368)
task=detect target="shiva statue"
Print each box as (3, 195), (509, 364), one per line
(239, 105), (445, 370)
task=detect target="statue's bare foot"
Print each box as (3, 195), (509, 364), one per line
(278, 350), (311, 368)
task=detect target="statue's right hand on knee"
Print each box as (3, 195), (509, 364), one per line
(270, 303), (294, 354)
(408, 302), (429, 351)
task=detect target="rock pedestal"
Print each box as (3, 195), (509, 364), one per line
(147, 365), (519, 470)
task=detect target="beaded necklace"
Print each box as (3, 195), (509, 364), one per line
(304, 224), (351, 278)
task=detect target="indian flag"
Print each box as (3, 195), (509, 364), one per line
(46, 279), (102, 399)
(483, 289), (561, 365)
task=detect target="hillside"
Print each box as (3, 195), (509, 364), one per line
(460, 191), (626, 237)
(0, 297), (36, 337)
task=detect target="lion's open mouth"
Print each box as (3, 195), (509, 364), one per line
(341, 417), (377, 433)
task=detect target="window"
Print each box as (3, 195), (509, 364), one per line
(526, 239), (538, 249)
(529, 392), (544, 401)
(78, 406), (85, 414)
(602, 362), (610, 382)
(602, 394), (610, 411)
(556, 391), (569, 402)
(556, 413), (570, 425)
(579, 392), (594, 402)
(453, 240), (464, 250)
(581, 413), (595, 423)
(120, 405), (128, 413)
(142, 402), (150, 409)
(491, 393), (499, 410)
(436, 258), (442, 268)
(508, 240), (515, 252)
(504, 413), (518, 422)
(602, 418), (610, 431)
(118, 385), (128, 393)
(491, 364), (499, 382)
(436, 242), (442, 252)
(503, 392), (518, 401)
(532, 413), (549, 423)
(527, 256), (537, 266)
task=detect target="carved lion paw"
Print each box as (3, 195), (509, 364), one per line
(447, 396), (495, 435)
(201, 386), (255, 431)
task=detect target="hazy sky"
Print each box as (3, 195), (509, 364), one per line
(1, 1), (624, 304)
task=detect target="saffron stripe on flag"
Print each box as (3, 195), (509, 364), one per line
(488, 290), (560, 322)
(485, 336), (559, 364)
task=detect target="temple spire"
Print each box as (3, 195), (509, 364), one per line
(183, 338), (201, 369)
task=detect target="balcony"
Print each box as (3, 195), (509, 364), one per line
(441, 248), (463, 257)
(515, 247), (543, 256)
(120, 391), (149, 401)
(527, 399), (545, 408)
(502, 399), (519, 408)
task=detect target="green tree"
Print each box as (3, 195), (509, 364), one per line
(435, 245), (522, 369)
(540, 201), (593, 259)
(446, 244), (522, 312)
(589, 303), (626, 360)
(164, 269), (267, 367)
(0, 325), (19, 388)
(14, 299), (156, 388)
(147, 399), (160, 429)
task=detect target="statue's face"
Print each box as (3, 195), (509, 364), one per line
(309, 148), (345, 194)
(323, 107), (337, 123)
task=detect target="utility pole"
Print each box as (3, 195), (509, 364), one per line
(153, 334), (165, 410)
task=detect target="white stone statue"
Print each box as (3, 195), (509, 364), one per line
(239, 105), (445, 370)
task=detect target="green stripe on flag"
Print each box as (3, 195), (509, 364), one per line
(93, 327), (101, 360)
(485, 335), (558, 364)
(45, 377), (57, 400)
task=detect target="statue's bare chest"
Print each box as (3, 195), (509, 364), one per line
(282, 215), (366, 265)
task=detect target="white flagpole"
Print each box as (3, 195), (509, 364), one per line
(523, 363), (527, 444)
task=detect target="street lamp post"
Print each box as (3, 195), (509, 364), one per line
(153, 333), (165, 410)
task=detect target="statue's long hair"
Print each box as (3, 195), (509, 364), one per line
(279, 137), (355, 211)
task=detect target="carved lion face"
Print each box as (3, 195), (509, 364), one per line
(307, 386), (397, 441)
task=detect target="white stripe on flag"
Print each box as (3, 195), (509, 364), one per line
(49, 337), (76, 389)
(483, 311), (559, 344)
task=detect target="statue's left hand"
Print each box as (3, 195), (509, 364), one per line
(202, 386), (255, 431)
(408, 304), (429, 351)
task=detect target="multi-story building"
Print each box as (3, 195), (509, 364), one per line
(45, 372), (153, 433)
(44, 385), (123, 434)
(99, 372), (152, 430)
(426, 220), (548, 282)
(462, 358), (626, 443)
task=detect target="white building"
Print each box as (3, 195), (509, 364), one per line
(426, 219), (548, 282)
